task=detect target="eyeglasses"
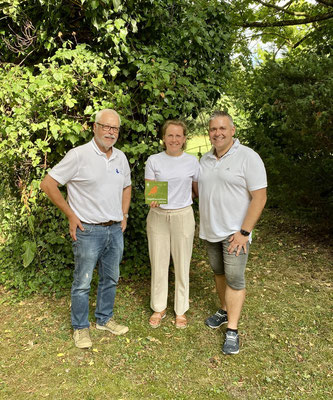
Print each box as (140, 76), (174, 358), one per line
(96, 123), (120, 133)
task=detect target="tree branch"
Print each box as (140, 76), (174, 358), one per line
(240, 32), (293, 46)
(292, 31), (314, 49)
(256, 0), (308, 16)
(241, 12), (333, 27)
(315, 0), (333, 7)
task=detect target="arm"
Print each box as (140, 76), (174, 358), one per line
(121, 185), (132, 232)
(228, 187), (267, 256)
(40, 174), (83, 241)
(192, 181), (199, 199)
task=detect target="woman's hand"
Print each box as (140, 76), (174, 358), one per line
(150, 201), (160, 208)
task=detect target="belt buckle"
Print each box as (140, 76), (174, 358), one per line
(101, 220), (114, 226)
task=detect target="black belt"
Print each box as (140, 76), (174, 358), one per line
(81, 220), (118, 226)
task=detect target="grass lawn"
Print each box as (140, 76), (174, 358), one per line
(0, 210), (332, 399)
(186, 135), (211, 157)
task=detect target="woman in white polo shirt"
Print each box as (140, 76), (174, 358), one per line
(145, 120), (199, 329)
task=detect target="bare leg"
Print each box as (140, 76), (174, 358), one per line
(225, 285), (246, 329)
(214, 274), (227, 310)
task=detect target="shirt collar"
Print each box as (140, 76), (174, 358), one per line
(91, 139), (118, 160)
(207, 138), (240, 160)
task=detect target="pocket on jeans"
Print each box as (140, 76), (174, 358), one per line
(78, 224), (94, 234)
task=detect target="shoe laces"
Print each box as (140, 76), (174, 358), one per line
(216, 311), (225, 317)
(226, 332), (238, 342)
(78, 328), (89, 337)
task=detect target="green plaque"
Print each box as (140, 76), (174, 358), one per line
(145, 181), (168, 204)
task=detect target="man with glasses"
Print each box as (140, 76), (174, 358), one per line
(40, 109), (132, 348)
(199, 111), (267, 355)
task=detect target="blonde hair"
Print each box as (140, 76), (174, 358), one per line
(161, 120), (187, 150)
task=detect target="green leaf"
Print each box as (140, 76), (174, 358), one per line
(113, 0), (121, 11)
(110, 67), (119, 77)
(22, 241), (37, 268)
(114, 19), (125, 30)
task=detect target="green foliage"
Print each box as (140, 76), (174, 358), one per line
(228, 52), (333, 225)
(0, 0), (234, 294)
(230, 0), (333, 54)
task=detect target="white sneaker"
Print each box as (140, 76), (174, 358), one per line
(96, 318), (129, 335)
(73, 328), (92, 348)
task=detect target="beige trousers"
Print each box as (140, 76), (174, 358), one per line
(147, 205), (195, 315)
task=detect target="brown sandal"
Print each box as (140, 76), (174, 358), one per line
(175, 314), (187, 329)
(149, 310), (166, 328)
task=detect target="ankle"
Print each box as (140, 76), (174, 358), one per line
(226, 327), (238, 334)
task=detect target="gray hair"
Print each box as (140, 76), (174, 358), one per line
(95, 109), (121, 125)
(209, 110), (234, 127)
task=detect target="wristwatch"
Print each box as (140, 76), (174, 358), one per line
(240, 229), (250, 236)
(123, 213), (129, 218)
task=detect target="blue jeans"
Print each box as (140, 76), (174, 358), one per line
(71, 222), (124, 329)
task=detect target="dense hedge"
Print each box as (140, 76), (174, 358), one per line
(0, 0), (234, 295)
(231, 52), (333, 226)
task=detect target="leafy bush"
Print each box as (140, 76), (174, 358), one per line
(0, 0), (234, 294)
(230, 52), (333, 226)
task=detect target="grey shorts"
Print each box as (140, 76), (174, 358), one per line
(205, 236), (250, 290)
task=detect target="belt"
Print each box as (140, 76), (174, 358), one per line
(81, 220), (117, 226)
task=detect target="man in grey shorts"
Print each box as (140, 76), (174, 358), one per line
(198, 111), (267, 355)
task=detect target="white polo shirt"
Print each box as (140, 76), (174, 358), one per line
(199, 139), (267, 242)
(49, 139), (131, 223)
(145, 151), (199, 209)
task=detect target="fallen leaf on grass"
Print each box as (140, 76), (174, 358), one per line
(24, 341), (35, 351)
(146, 336), (162, 344)
(57, 353), (65, 357)
(209, 356), (221, 368)
(92, 348), (99, 353)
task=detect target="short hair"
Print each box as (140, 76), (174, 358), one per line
(209, 110), (234, 127)
(95, 109), (121, 126)
(161, 120), (187, 138)
(161, 120), (187, 150)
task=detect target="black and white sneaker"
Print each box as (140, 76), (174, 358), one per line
(205, 309), (228, 329)
(222, 331), (239, 355)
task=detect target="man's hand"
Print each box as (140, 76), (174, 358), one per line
(40, 174), (84, 241)
(228, 231), (249, 256)
(121, 217), (127, 232)
(69, 214), (84, 241)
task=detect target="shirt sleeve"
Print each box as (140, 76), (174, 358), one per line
(244, 151), (267, 191)
(48, 149), (79, 186)
(192, 158), (200, 182)
(123, 156), (132, 188)
(144, 156), (156, 180)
